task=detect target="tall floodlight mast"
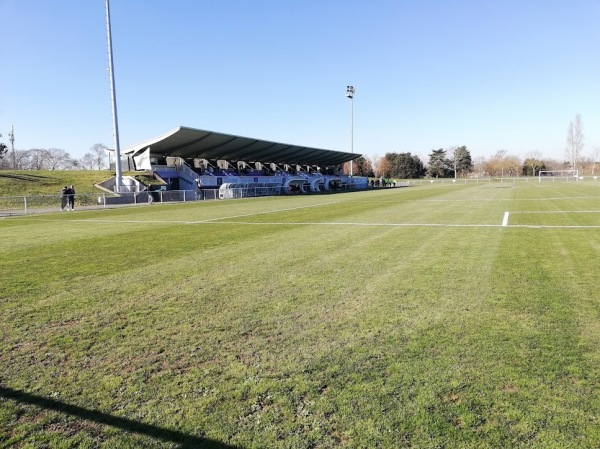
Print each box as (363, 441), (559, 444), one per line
(8, 125), (15, 168)
(453, 147), (458, 179)
(105, 0), (123, 192)
(345, 85), (355, 177)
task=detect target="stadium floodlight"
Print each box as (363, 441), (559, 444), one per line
(346, 86), (355, 177)
(538, 170), (579, 182)
(8, 125), (15, 168)
(105, 0), (123, 192)
(453, 147), (458, 179)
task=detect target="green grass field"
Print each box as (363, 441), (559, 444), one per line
(1, 182), (599, 448)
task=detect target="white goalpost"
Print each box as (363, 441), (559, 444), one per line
(538, 170), (579, 182)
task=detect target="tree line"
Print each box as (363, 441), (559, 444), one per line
(347, 115), (599, 179)
(346, 147), (473, 179)
(0, 144), (109, 171)
(3, 143), (597, 178)
(347, 146), (600, 180)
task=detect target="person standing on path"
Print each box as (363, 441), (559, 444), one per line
(67, 185), (75, 210)
(195, 178), (203, 200)
(60, 186), (69, 210)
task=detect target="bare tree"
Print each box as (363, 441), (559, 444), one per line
(13, 148), (75, 170)
(79, 153), (96, 170)
(374, 156), (391, 178)
(565, 114), (584, 169)
(483, 150), (506, 176)
(0, 149), (31, 169)
(90, 143), (108, 170)
(28, 149), (50, 170)
(10, 150), (30, 170)
(369, 154), (381, 176)
(504, 155), (522, 177)
(45, 148), (76, 170)
(473, 155), (486, 178)
(543, 158), (567, 172)
(590, 147), (600, 175)
(483, 150), (522, 177)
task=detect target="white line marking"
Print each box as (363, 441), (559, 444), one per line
(501, 225), (600, 228)
(510, 210), (600, 214)
(15, 218), (600, 229)
(208, 221), (504, 227)
(502, 212), (510, 227)
(422, 196), (600, 202)
(197, 221), (600, 229)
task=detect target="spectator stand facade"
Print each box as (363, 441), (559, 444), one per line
(119, 126), (367, 198)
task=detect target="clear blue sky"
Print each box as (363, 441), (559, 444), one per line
(1, 0), (599, 162)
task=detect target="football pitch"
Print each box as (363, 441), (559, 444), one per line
(1, 182), (599, 448)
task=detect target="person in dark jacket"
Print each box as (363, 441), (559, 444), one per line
(195, 178), (203, 200)
(60, 186), (69, 211)
(67, 185), (75, 210)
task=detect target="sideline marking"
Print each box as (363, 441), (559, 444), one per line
(14, 217), (600, 229)
(502, 212), (510, 227)
(209, 221), (600, 229)
(423, 196), (600, 202)
(511, 210), (600, 214)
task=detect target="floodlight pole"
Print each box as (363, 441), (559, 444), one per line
(105, 0), (123, 192)
(346, 85), (355, 177)
(454, 147), (458, 179)
(8, 125), (15, 169)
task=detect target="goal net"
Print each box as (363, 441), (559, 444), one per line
(538, 170), (579, 182)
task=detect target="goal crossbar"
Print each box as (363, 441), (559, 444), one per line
(538, 170), (579, 182)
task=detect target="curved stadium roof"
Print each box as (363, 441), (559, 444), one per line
(122, 126), (359, 166)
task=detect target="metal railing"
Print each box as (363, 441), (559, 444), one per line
(1, 187), (286, 215)
(403, 176), (600, 186)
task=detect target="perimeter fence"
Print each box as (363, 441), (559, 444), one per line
(404, 176), (600, 186)
(0, 186), (281, 215)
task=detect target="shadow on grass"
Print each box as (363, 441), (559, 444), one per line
(0, 173), (52, 181)
(0, 385), (240, 448)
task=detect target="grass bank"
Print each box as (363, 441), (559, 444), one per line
(0, 170), (127, 196)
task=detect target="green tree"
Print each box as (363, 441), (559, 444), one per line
(0, 143), (7, 159)
(427, 148), (449, 178)
(352, 156), (375, 177)
(449, 146), (473, 178)
(385, 152), (425, 179)
(522, 157), (546, 176)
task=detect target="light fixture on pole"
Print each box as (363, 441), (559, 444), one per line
(346, 85), (355, 177)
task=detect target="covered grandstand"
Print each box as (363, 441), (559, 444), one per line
(116, 126), (366, 196)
